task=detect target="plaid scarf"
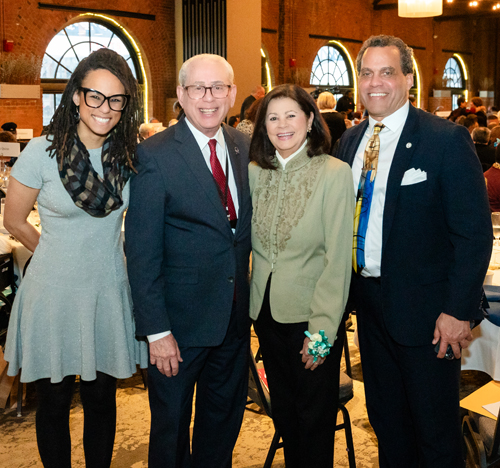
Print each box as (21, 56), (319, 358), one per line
(58, 132), (131, 217)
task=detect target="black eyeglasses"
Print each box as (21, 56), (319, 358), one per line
(79, 87), (130, 111)
(183, 84), (232, 100)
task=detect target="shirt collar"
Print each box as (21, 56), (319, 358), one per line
(368, 100), (409, 134)
(275, 139), (308, 169)
(185, 117), (225, 151)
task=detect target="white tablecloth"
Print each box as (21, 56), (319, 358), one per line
(461, 270), (500, 380)
(0, 214), (35, 286)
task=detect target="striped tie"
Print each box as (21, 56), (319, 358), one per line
(353, 123), (384, 273)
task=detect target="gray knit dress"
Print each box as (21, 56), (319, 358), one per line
(5, 136), (148, 383)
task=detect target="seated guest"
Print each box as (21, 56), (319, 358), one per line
(228, 115), (240, 128)
(1, 122), (17, 139)
(139, 122), (156, 141)
(447, 97), (467, 122)
(464, 114), (479, 134)
(236, 97), (262, 137)
(490, 126), (500, 147)
(484, 146), (500, 211)
(317, 91), (346, 154)
(473, 127), (495, 171)
(487, 113), (499, 128)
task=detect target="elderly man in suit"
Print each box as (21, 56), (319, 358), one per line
(125, 54), (251, 468)
(335, 35), (492, 467)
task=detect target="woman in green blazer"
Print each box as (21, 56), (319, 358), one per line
(249, 84), (354, 468)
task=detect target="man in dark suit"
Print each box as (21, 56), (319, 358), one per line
(125, 54), (252, 468)
(335, 35), (492, 467)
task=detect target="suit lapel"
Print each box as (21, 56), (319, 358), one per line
(382, 105), (421, 252)
(174, 119), (231, 228)
(344, 120), (368, 166)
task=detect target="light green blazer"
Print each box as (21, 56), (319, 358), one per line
(249, 147), (354, 341)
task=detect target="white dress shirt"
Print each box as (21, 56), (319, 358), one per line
(351, 101), (410, 278)
(148, 119), (239, 343)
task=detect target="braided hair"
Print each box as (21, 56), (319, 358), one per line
(46, 48), (141, 169)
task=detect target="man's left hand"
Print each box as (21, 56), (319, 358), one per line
(432, 312), (473, 359)
(300, 337), (325, 371)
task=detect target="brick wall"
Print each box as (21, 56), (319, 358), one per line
(261, 0), (497, 112)
(0, 0), (176, 130)
(0, 0), (498, 133)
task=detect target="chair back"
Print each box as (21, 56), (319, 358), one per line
(248, 348), (273, 418)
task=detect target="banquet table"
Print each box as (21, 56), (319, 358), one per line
(461, 269), (500, 380)
(0, 211), (38, 286)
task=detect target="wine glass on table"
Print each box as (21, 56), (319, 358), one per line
(493, 213), (500, 246)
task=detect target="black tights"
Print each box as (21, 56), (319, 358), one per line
(34, 372), (117, 468)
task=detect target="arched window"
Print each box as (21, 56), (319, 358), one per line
(310, 43), (355, 107)
(442, 55), (467, 109)
(41, 19), (144, 126)
(442, 57), (463, 89)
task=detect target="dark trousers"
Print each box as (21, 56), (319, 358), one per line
(147, 307), (250, 468)
(254, 280), (345, 468)
(353, 275), (464, 468)
(35, 371), (117, 468)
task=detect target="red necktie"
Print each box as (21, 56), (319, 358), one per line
(208, 139), (237, 221)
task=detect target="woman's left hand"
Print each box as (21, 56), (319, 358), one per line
(300, 337), (325, 371)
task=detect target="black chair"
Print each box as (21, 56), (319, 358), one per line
(463, 406), (500, 467)
(247, 346), (356, 468)
(0, 253), (16, 346)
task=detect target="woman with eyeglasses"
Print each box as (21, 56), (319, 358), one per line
(4, 48), (147, 468)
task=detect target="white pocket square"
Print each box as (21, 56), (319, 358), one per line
(401, 168), (427, 186)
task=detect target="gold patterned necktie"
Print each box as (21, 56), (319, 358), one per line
(364, 123), (384, 182)
(353, 123), (385, 272)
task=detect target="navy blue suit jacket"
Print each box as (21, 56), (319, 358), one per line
(125, 118), (252, 347)
(336, 104), (493, 346)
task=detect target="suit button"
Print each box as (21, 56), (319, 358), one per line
(233, 240), (238, 247)
(228, 277), (234, 283)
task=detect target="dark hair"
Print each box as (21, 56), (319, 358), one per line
(46, 48), (141, 169)
(357, 35), (414, 76)
(249, 84), (330, 170)
(0, 131), (16, 142)
(471, 97), (483, 108)
(245, 97), (263, 123)
(228, 115), (238, 127)
(464, 114), (478, 129)
(457, 97), (466, 106)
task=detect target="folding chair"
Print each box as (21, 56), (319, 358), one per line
(247, 345), (356, 468)
(463, 407), (500, 467)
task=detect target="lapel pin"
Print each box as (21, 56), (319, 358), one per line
(406, 142), (412, 148)
(235, 147), (240, 154)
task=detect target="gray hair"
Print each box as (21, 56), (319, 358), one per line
(139, 123), (156, 138)
(356, 35), (414, 76)
(472, 126), (491, 144)
(178, 54), (234, 86)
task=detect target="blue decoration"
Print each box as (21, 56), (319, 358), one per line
(304, 330), (333, 363)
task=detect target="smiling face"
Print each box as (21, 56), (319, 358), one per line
(265, 97), (314, 159)
(358, 46), (413, 121)
(177, 57), (236, 138)
(72, 68), (125, 148)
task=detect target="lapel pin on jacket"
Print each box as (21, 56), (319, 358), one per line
(235, 146), (240, 154)
(406, 142), (412, 148)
